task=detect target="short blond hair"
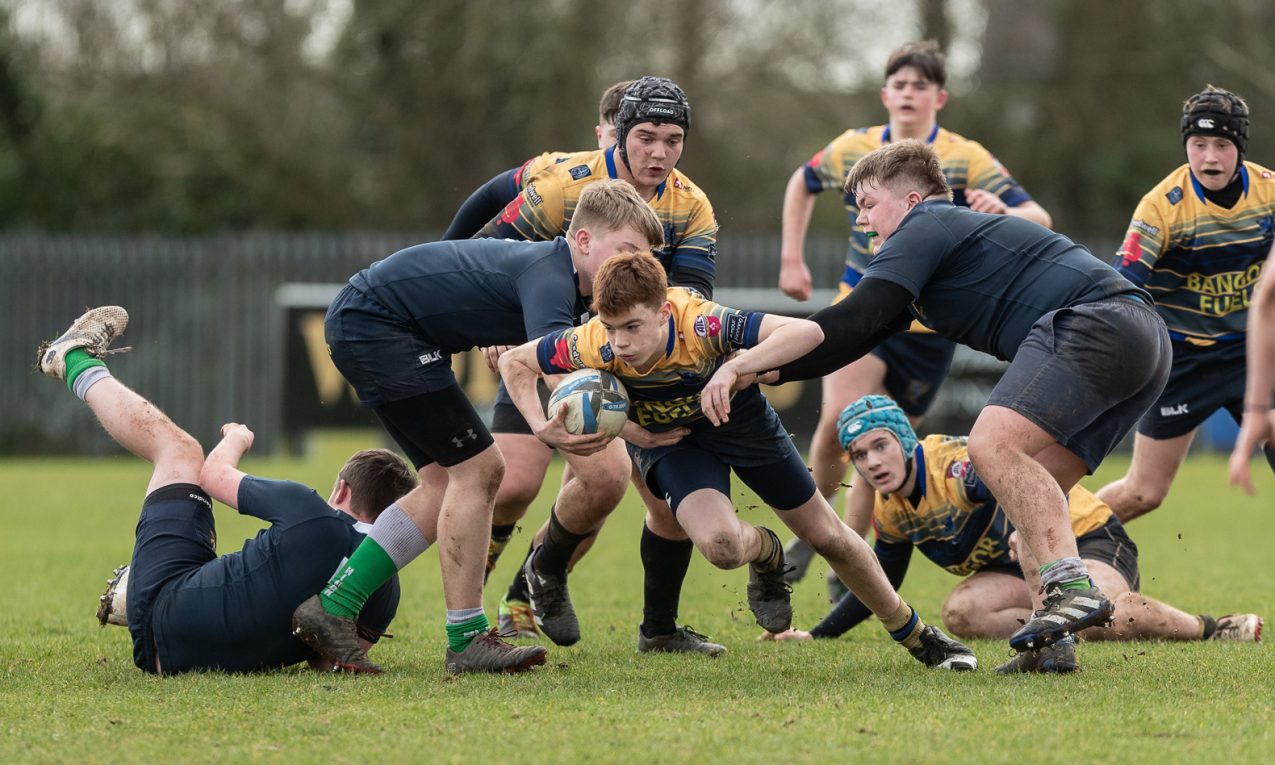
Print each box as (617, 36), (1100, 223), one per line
(844, 139), (952, 204)
(568, 178), (665, 248)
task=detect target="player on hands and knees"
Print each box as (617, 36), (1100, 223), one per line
(764, 396), (1263, 673)
(500, 253), (977, 669)
(777, 41), (1053, 595)
(1098, 86), (1275, 518)
(37, 307), (412, 675)
(731, 139), (1172, 666)
(290, 180), (664, 673)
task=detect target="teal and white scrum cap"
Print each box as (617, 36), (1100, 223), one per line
(837, 394), (918, 455)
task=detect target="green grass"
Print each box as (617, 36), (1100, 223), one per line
(2, 430), (1272, 764)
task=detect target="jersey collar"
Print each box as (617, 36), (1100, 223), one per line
(604, 146), (667, 200)
(1188, 163), (1249, 204)
(665, 313), (677, 357)
(882, 123), (940, 145)
(911, 443), (927, 498)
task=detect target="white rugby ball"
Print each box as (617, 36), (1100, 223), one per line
(547, 369), (630, 437)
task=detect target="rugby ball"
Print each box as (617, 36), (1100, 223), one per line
(547, 369), (630, 437)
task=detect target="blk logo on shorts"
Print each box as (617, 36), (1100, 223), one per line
(418, 350), (443, 366)
(1160, 403), (1189, 417)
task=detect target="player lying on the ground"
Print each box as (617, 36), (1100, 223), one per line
(37, 307), (413, 675)
(728, 139), (1172, 670)
(291, 179), (664, 674)
(762, 396), (1263, 674)
(1231, 241), (1275, 493)
(441, 80), (631, 241)
(1098, 86), (1275, 520)
(778, 40), (1053, 590)
(499, 252), (977, 669)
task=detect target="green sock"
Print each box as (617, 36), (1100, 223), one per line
(320, 538), (398, 619)
(446, 614), (491, 652)
(64, 348), (105, 393)
(1057, 578), (1093, 591)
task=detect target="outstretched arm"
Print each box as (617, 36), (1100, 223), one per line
(773, 278), (915, 383)
(700, 313), (824, 425)
(199, 423), (254, 509)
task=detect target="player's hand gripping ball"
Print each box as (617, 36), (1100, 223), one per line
(547, 369), (630, 438)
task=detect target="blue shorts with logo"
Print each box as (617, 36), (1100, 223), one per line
(324, 283), (457, 408)
(987, 296), (1171, 472)
(629, 387), (816, 513)
(1137, 337), (1248, 440)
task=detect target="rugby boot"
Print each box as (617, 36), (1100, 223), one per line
(522, 549), (581, 646)
(1009, 581), (1114, 652)
(445, 629), (547, 675)
(96, 564), (130, 627)
(908, 624), (978, 671)
(291, 595), (382, 674)
(781, 537), (816, 583)
(995, 636), (1079, 674)
(497, 596), (540, 639)
(1210, 614), (1263, 642)
(637, 625), (726, 657)
(37, 306), (130, 380)
(747, 560), (793, 633)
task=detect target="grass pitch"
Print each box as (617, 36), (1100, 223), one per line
(2, 430), (1272, 764)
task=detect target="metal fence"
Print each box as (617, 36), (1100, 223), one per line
(5, 233), (420, 454)
(2, 230), (1009, 455)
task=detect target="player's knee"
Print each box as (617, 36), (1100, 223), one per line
(494, 474), (541, 513)
(699, 531), (745, 570)
(940, 597), (980, 639)
(451, 449), (505, 498)
(163, 429), (204, 474)
(575, 467), (629, 507)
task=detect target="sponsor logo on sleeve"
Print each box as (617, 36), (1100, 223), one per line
(569, 165), (591, 180)
(693, 316), (707, 337)
(526, 183), (544, 206)
(1130, 219), (1160, 236)
(725, 313), (748, 345)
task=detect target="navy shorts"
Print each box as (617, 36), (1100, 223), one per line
(325, 283), (457, 408)
(1137, 338), (1247, 440)
(630, 388), (816, 513)
(127, 483), (217, 673)
(491, 378), (553, 437)
(871, 331), (957, 417)
(975, 517), (1139, 591)
(987, 296), (1171, 472)
(1076, 517), (1140, 591)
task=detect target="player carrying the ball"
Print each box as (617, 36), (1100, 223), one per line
(499, 252), (977, 669)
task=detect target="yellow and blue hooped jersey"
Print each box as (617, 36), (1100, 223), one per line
(872, 435), (1112, 576)
(804, 124), (1033, 287)
(1114, 162), (1275, 344)
(486, 146), (718, 296)
(536, 288), (764, 430)
(514, 150), (596, 190)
